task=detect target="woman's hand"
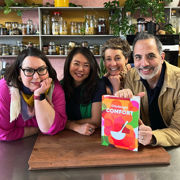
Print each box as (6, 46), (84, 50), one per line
(34, 78), (52, 96)
(108, 75), (121, 95)
(75, 123), (96, 135)
(67, 121), (97, 136)
(138, 119), (153, 146)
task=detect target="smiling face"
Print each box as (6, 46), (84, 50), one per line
(133, 38), (165, 83)
(104, 49), (128, 76)
(69, 53), (90, 87)
(20, 56), (49, 92)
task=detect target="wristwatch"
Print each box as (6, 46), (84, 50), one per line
(34, 94), (46, 101)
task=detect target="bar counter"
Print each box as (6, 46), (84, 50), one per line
(0, 134), (180, 180)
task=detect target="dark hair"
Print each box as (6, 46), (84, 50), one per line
(132, 32), (163, 54)
(4, 47), (57, 89)
(62, 47), (100, 104)
(102, 37), (131, 60)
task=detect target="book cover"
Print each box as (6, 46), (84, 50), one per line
(101, 95), (140, 151)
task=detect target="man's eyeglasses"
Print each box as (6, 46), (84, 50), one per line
(20, 66), (48, 77)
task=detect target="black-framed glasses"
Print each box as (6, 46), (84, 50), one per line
(20, 66), (48, 77)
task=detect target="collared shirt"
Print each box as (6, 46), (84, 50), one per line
(141, 63), (167, 130)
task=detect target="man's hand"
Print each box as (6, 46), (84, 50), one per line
(138, 119), (153, 146)
(115, 89), (145, 98)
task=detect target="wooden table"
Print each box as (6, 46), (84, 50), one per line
(28, 130), (170, 170)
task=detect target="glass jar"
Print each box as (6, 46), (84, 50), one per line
(137, 18), (146, 33)
(70, 22), (78, 35)
(64, 45), (68, 55)
(48, 42), (56, 55)
(99, 44), (103, 55)
(59, 20), (67, 35)
(2, 45), (9, 56)
(27, 19), (33, 35)
(18, 23), (22, 35)
(43, 20), (51, 35)
(170, 10), (177, 34)
(10, 28), (19, 35)
(81, 41), (88, 48)
(89, 45), (94, 54)
(52, 11), (62, 22)
(19, 44), (26, 52)
(68, 41), (76, 49)
(0, 28), (8, 35)
(97, 18), (106, 35)
(93, 45), (99, 55)
(59, 45), (65, 55)
(32, 44), (39, 49)
(11, 22), (18, 30)
(5, 22), (12, 34)
(52, 21), (59, 35)
(42, 45), (48, 55)
(77, 22), (84, 35)
(11, 46), (19, 55)
(85, 15), (90, 35)
(89, 15), (95, 35)
(22, 24), (27, 35)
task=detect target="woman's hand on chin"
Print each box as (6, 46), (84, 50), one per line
(34, 78), (52, 96)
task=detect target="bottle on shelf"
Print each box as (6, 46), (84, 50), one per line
(85, 15), (90, 35)
(22, 24), (27, 35)
(26, 19), (34, 35)
(43, 15), (51, 35)
(52, 21), (59, 35)
(97, 17), (106, 35)
(170, 10), (177, 34)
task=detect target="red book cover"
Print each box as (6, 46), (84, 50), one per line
(101, 95), (140, 151)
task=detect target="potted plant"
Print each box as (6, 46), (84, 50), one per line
(104, 0), (136, 36)
(3, 0), (26, 15)
(104, 0), (173, 36)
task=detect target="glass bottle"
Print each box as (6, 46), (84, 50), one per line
(70, 22), (78, 35)
(5, 22), (11, 34)
(52, 21), (59, 35)
(170, 10), (177, 34)
(89, 15), (95, 35)
(85, 15), (90, 35)
(43, 15), (51, 35)
(22, 24), (27, 35)
(43, 20), (51, 35)
(97, 18), (106, 35)
(48, 42), (56, 55)
(26, 19), (33, 35)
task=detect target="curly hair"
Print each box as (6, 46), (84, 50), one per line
(102, 37), (131, 60)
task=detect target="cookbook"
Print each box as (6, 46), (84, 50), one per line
(101, 95), (140, 151)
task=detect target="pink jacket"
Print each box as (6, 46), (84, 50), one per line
(0, 79), (67, 141)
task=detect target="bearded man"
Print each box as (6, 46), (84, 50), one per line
(116, 32), (180, 147)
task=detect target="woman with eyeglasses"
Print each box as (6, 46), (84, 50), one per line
(102, 37), (131, 95)
(0, 47), (67, 141)
(61, 47), (106, 136)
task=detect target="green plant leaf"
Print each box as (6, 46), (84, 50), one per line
(16, 9), (22, 16)
(4, 6), (11, 14)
